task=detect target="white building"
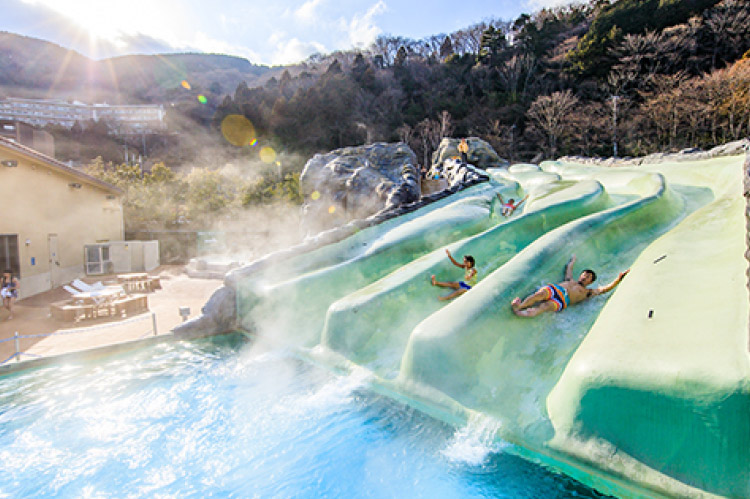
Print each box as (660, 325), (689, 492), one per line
(0, 98), (166, 134)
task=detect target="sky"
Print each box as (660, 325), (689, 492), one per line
(0, 0), (569, 66)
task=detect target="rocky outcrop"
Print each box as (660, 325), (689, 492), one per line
(431, 137), (509, 170)
(559, 138), (750, 166)
(428, 158), (490, 187)
(172, 285), (237, 340)
(299, 142), (420, 234)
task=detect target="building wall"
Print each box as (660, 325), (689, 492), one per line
(0, 147), (123, 298)
(142, 241), (160, 271)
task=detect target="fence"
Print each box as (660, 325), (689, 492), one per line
(0, 312), (158, 366)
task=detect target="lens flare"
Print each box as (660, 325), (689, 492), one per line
(260, 146), (277, 163)
(311, 191), (321, 201)
(220, 114), (257, 147)
(197, 95), (208, 104)
(181, 80), (191, 90)
(249, 138), (258, 147)
(328, 205), (336, 214)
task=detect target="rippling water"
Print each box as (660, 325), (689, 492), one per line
(0, 335), (609, 498)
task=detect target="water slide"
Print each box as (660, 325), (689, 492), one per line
(233, 154), (750, 498)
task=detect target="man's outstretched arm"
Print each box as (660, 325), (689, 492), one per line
(591, 270), (630, 296)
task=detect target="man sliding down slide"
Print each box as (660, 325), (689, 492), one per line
(511, 255), (629, 317)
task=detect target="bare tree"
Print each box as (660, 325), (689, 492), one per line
(370, 35), (411, 67)
(527, 90), (580, 157)
(704, 0), (750, 70)
(397, 123), (414, 145)
(702, 69), (733, 144)
(451, 21), (491, 55)
(498, 54), (538, 102)
(416, 118), (443, 167)
(640, 73), (688, 150)
(439, 110), (454, 139)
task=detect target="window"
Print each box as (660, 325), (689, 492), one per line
(0, 235), (20, 276)
(85, 245), (112, 275)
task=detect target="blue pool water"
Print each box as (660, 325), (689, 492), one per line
(0, 335), (610, 497)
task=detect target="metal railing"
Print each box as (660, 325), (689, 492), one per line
(0, 312), (158, 365)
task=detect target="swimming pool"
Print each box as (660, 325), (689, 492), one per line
(0, 335), (609, 497)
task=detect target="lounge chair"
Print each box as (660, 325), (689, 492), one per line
(63, 285), (83, 296)
(72, 279), (105, 292)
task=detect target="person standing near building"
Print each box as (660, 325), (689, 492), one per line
(1, 269), (19, 319)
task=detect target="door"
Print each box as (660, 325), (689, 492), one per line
(48, 234), (61, 288)
(0, 234), (20, 276)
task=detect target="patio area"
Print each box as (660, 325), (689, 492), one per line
(0, 266), (223, 363)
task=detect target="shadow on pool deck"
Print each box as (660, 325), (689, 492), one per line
(0, 266), (222, 364)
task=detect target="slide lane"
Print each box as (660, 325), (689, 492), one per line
(546, 156), (750, 498)
(235, 182), (506, 285)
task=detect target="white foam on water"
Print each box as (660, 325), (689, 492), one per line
(297, 366), (372, 411)
(440, 413), (508, 466)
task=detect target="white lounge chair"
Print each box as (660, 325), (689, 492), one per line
(72, 279), (105, 292)
(63, 285), (83, 296)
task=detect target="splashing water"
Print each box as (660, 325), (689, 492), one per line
(441, 413), (507, 466)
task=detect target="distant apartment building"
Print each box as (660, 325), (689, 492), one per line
(0, 97), (166, 134)
(0, 120), (55, 157)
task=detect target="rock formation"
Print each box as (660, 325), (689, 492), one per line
(299, 142), (420, 234)
(431, 137), (509, 171)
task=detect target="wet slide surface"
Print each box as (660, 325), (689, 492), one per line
(234, 155), (749, 498)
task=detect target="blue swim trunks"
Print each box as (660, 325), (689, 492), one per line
(459, 281), (472, 290)
(541, 284), (569, 311)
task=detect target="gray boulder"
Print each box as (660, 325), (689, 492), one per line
(560, 138), (749, 167)
(172, 285), (237, 340)
(431, 137), (509, 170)
(428, 157), (490, 188)
(299, 142), (420, 233)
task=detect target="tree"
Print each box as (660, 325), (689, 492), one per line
(394, 46), (408, 67)
(703, 0), (750, 70)
(527, 90), (580, 156)
(439, 36), (454, 61)
(478, 26), (506, 66)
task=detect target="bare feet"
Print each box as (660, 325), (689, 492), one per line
(438, 295), (448, 301)
(511, 297), (521, 310)
(431, 275), (436, 286)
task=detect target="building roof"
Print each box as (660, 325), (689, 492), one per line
(0, 136), (123, 195)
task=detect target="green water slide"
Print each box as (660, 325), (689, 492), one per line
(235, 155), (750, 498)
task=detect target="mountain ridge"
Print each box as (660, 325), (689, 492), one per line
(0, 31), (272, 103)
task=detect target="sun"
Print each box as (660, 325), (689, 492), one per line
(24, 0), (182, 51)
